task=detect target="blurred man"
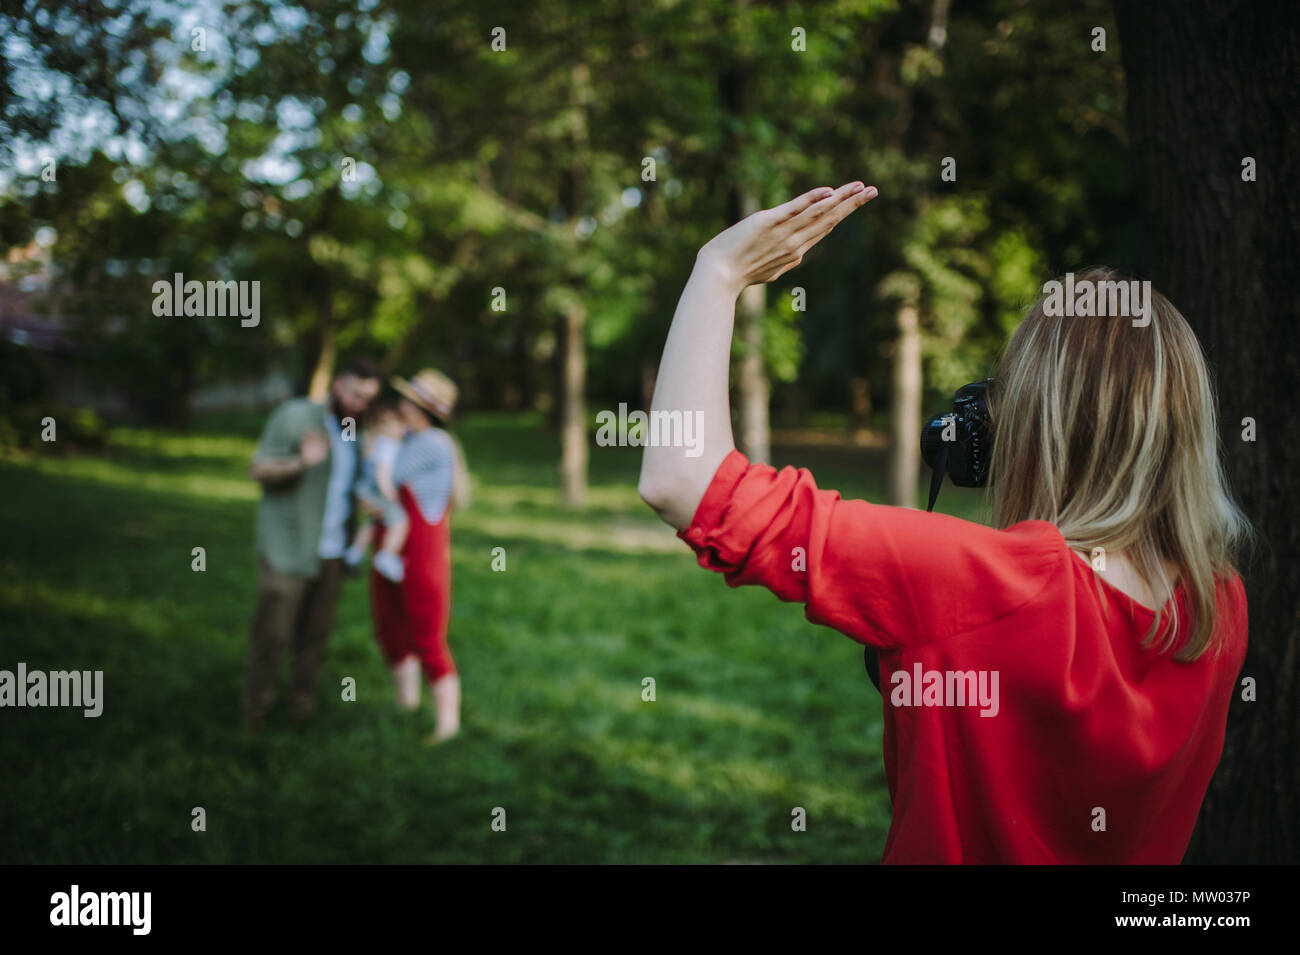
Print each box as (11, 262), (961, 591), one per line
(242, 357), (382, 729)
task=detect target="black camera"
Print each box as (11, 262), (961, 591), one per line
(864, 379), (994, 693)
(919, 379), (994, 512)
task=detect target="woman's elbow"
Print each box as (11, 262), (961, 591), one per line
(636, 467), (672, 513)
(637, 455), (679, 507)
(638, 467), (697, 531)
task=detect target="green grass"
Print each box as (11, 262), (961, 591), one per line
(0, 412), (984, 863)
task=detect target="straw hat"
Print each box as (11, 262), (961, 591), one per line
(391, 368), (458, 422)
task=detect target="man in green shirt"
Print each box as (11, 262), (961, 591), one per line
(242, 357), (381, 729)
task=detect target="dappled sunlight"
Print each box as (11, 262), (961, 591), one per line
(469, 481), (648, 515)
(109, 428), (258, 461)
(0, 574), (188, 643)
(19, 455), (258, 502)
(479, 712), (878, 823)
(455, 507), (680, 555)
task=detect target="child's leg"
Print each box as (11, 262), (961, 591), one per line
(378, 503), (409, 555)
(371, 501), (410, 583)
(344, 520), (374, 569)
(379, 515), (409, 555)
(349, 520), (374, 554)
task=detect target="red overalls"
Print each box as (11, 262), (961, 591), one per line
(370, 485), (456, 682)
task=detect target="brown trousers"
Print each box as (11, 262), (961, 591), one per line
(242, 558), (342, 727)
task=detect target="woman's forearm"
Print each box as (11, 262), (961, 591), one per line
(637, 251), (743, 530)
(638, 182), (876, 531)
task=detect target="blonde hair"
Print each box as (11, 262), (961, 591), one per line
(989, 267), (1249, 661)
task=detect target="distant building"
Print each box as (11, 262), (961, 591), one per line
(1, 247), (291, 418)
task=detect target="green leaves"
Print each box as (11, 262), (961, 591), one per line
(2, 0), (1128, 424)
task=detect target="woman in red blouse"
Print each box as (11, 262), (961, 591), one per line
(637, 182), (1250, 864)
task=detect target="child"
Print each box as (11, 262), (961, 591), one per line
(345, 400), (408, 582)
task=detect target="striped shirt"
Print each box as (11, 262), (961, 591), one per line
(394, 428), (456, 523)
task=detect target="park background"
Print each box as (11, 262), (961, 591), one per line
(0, 0), (1294, 863)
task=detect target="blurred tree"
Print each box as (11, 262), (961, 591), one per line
(383, 0), (645, 506)
(0, 0), (1133, 490)
(8, 142), (280, 428)
(0, 0), (167, 157)
(626, 0), (898, 463)
(215, 0), (418, 398)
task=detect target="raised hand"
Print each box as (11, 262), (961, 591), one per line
(696, 181), (879, 294)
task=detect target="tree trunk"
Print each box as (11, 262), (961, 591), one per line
(883, 0), (947, 497)
(888, 300), (921, 507)
(557, 61), (591, 506)
(306, 322), (335, 402)
(735, 279), (770, 463)
(558, 300), (588, 507)
(1114, 0), (1300, 863)
(306, 281), (335, 401)
(721, 52), (771, 465)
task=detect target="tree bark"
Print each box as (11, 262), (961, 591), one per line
(722, 57), (771, 465)
(884, 0), (948, 498)
(557, 61), (591, 506)
(1114, 0), (1300, 863)
(306, 318), (335, 402)
(735, 250), (770, 462)
(888, 300), (921, 506)
(730, 185), (770, 463)
(306, 274), (335, 401)
(558, 300), (587, 507)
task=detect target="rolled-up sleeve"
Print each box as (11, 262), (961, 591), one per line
(677, 450), (1065, 651)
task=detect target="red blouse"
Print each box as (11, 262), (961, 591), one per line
(678, 450), (1248, 864)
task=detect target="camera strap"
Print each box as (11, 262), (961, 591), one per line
(925, 442), (949, 512)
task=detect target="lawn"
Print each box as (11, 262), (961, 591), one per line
(0, 412), (984, 863)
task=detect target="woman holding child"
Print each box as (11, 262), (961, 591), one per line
(362, 368), (468, 744)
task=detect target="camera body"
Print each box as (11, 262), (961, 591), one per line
(919, 379), (994, 506)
